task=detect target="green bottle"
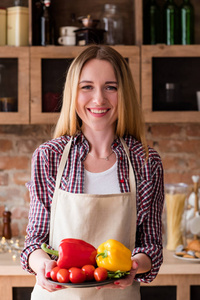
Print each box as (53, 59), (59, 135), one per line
(163, 0), (179, 45)
(143, 0), (161, 44)
(180, 0), (194, 44)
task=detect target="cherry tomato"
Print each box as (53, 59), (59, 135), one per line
(69, 267), (86, 283)
(57, 269), (70, 283)
(82, 265), (95, 281)
(94, 267), (108, 282)
(50, 266), (60, 282)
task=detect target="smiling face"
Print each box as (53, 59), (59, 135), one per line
(76, 59), (118, 135)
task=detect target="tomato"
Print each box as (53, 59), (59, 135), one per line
(94, 267), (108, 282)
(57, 269), (70, 283)
(50, 266), (60, 282)
(69, 267), (86, 283)
(82, 265), (95, 281)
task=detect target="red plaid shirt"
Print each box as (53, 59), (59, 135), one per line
(21, 132), (164, 283)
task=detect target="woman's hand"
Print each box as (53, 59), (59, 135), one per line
(36, 259), (64, 292)
(29, 249), (65, 292)
(96, 260), (138, 290)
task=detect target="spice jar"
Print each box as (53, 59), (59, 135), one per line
(0, 8), (6, 45)
(100, 4), (123, 45)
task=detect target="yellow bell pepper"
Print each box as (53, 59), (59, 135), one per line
(96, 239), (132, 272)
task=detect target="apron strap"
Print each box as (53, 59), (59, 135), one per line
(120, 138), (136, 193)
(50, 137), (73, 243)
(55, 137), (73, 190)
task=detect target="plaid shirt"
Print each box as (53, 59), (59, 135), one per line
(21, 132), (164, 283)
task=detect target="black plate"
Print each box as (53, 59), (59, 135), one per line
(48, 278), (116, 288)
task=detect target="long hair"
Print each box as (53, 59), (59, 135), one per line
(53, 45), (148, 157)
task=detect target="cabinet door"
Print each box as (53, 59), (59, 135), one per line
(30, 46), (140, 124)
(141, 44), (200, 123)
(0, 47), (29, 124)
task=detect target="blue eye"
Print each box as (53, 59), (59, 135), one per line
(106, 85), (118, 91)
(81, 85), (93, 90)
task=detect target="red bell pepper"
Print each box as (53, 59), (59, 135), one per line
(41, 238), (97, 269)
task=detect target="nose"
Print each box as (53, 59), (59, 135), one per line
(92, 87), (106, 105)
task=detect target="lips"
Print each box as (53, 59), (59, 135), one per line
(88, 108), (110, 115)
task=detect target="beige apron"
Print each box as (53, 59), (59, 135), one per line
(31, 138), (140, 300)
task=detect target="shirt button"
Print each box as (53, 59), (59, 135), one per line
(120, 179), (125, 183)
(119, 156), (123, 160)
(113, 143), (118, 147)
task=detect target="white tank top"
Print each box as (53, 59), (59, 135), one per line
(84, 162), (121, 194)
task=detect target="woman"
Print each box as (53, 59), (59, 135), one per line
(21, 45), (164, 299)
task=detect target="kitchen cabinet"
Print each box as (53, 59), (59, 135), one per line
(0, 47), (29, 124)
(141, 44), (200, 123)
(30, 45), (140, 124)
(0, 0), (200, 124)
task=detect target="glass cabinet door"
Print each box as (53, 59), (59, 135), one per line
(0, 47), (29, 124)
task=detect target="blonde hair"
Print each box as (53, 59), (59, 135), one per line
(53, 45), (148, 157)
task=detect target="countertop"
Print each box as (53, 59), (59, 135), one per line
(0, 248), (199, 276)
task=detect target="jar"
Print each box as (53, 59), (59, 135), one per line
(7, 6), (29, 46)
(0, 8), (6, 45)
(100, 4), (123, 45)
(165, 183), (188, 250)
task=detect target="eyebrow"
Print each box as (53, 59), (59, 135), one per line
(79, 80), (118, 84)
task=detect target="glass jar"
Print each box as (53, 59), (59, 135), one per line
(165, 183), (189, 250)
(100, 4), (123, 45)
(7, 3), (29, 46)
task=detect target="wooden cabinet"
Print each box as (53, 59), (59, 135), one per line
(30, 45), (140, 124)
(0, 0), (200, 124)
(141, 44), (200, 123)
(0, 46), (29, 124)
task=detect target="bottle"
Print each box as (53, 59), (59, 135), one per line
(163, 0), (179, 45)
(41, 0), (54, 46)
(180, 0), (194, 45)
(2, 208), (12, 240)
(100, 4), (123, 45)
(143, 0), (162, 44)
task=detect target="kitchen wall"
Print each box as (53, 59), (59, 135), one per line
(0, 123), (199, 237)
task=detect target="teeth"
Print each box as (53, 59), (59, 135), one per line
(90, 109), (107, 114)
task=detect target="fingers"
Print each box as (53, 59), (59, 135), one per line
(36, 260), (65, 292)
(97, 265), (138, 290)
(44, 260), (57, 278)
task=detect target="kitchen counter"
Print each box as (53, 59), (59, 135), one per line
(0, 252), (35, 300)
(0, 249), (199, 300)
(141, 249), (200, 300)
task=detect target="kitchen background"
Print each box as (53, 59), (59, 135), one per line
(0, 0), (200, 240)
(0, 123), (199, 238)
